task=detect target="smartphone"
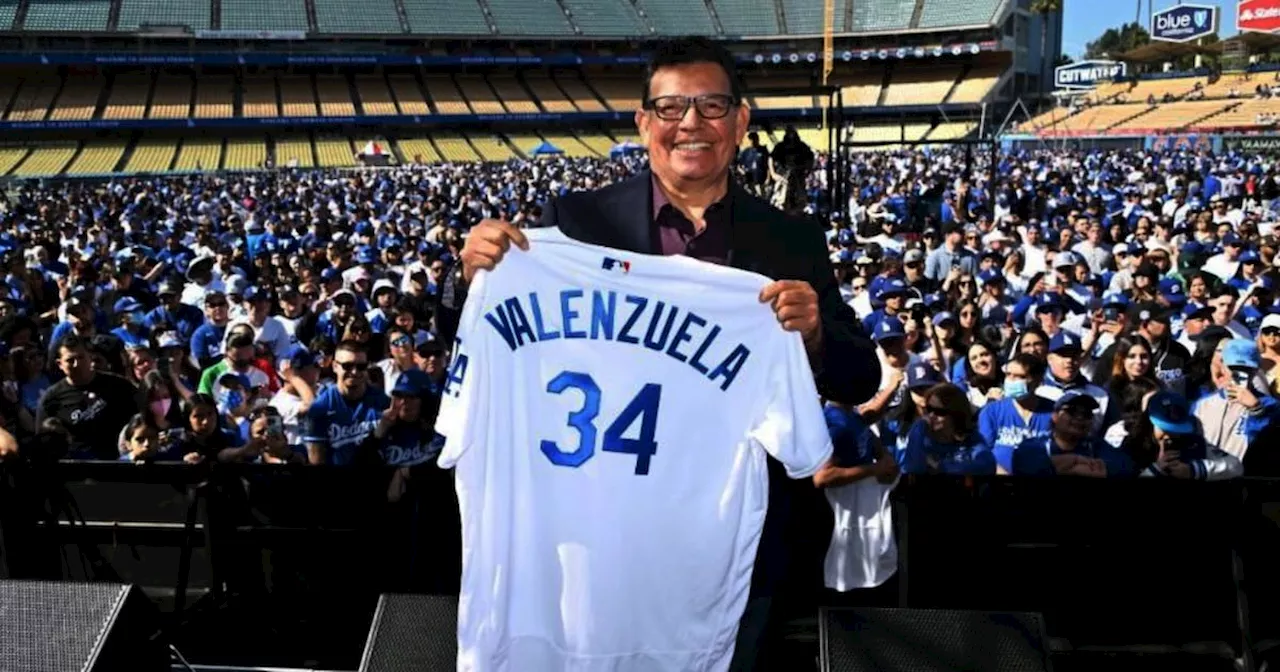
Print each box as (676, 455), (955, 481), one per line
(266, 415), (284, 437)
(1232, 369), (1252, 386)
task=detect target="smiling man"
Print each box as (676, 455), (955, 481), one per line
(438, 37), (878, 671)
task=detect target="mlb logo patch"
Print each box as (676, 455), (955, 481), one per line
(602, 257), (631, 273)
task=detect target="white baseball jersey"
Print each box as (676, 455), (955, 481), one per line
(435, 227), (832, 672)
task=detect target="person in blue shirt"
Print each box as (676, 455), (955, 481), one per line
(978, 353), (1055, 473)
(302, 340), (390, 466)
(368, 369), (442, 468)
(900, 383), (995, 475)
(1012, 391), (1135, 477)
(109, 296), (150, 349)
(813, 400), (897, 489)
(189, 291), (230, 369)
(144, 279), (205, 344)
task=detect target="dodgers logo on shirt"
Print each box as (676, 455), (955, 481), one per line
(601, 257), (631, 273)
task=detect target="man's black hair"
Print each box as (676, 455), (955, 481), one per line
(642, 36), (743, 105)
(226, 334), (255, 351)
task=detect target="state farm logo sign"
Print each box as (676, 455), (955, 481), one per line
(1152, 4), (1218, 41)
(1239, 0), (1280, 33)
(1055, 60), (1126, 89)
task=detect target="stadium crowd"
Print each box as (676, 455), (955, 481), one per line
(0, 143), (1278, 485)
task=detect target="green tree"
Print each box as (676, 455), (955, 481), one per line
(1031, 0), (1063, 94)
(1084, 22), (1150, 60)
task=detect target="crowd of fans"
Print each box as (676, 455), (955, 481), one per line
(0, 144), (1279, 486)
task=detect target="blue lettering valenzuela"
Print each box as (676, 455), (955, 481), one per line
(483, 289), (751, 391)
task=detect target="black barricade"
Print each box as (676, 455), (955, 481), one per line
(6, 461), (1280, 669)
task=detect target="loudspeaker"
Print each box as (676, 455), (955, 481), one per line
(820, 607), (1050, 672)
(0, 580), (168, 672)
(359, 593), (458, 672)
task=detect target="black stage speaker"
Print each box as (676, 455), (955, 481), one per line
(359, 593), (458, 672)
(820, 607), (1051, 672)
(0, 581), (167, 672)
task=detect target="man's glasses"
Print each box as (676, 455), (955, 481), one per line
(390, 336), (413, 348)
(644, 94), (737, 121)
(335, 361), (368, 373)
(905, 262), (922, 270)
(852, 284), (867, 291)
(923, 405), (952, 418)
(1264, 328), (1280, 337)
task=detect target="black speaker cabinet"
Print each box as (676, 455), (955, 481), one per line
(0, 581), (167, 672)
(360, 593), (458, 672)
(820, 607), (1050, 672)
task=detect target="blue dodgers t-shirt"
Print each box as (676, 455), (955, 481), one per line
(1012, 435), (1135, 477)
(900, 419), (996, 475)
(824, 405), (877, 467)
(977, 397), (1055, 473)
(303, 383), (390, 465)
(381, 424), (441, 467)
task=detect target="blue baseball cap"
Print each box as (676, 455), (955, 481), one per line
(876, 278), (909, 300)
(1054, 390), (1100, 413)
(922, 292), (946, 309)
(321, 267), (341, 283)
(1147, 390), (1194, 434)
(932, 311), (956, 327)
(1159, 278), (1188, 306)
(1035, 295), (1065, 314)
(287, 346), (320, 370)
(1048, 331), (1082, 355)
(874, 316), (906, 342)
(356, 246), (378, 264)
(392, 369), (432, 397)
(1223, 232), (1243, 247)
(1223, 338), (1261, 370)
(1102, 292), (1129, 308)
(112, 296), (144, 314)
(242, 285), (270, 303)
(1240, 249), (1262, 264)
(905, 362), (942, 390)
(978, 269), (1005, 285)
(1180, 241), (1205, 258)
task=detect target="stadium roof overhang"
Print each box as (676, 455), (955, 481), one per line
(1226, 32), (1280, 52)
(1115, 40), (1220, 64)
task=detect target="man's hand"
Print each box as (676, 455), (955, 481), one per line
(1227, 381), (1261, 410)
(760, 280), (822, 351)
(459, 219), (529, 283)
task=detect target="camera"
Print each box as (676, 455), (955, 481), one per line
(1231, 368), (1253, 386)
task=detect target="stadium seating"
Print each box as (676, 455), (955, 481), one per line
(486, 0), (574, 35)
(455, 75), (504, 114)
(635, 0), (715, 35)
(221, 0), (308, 32)
(242, 77), (279, 117)
(65, 141), (125, 175)
(848, 123), (930, 149)
(797, 127), (829, 151)
(316, 75), (356, 116)
(780, 0), (826, 34)
(24, 0), (110, 31)
(506, 133), (543, 159)
(355, 76), (397, 116)
(748, 76), (818, 110)
(468, 134), (517, 161)
(1051, 104), (1151, 134)
(314, 136), (356, 166)
(835, 69), (886, 107)
(7, 78), (57, 121)
(538, 133), (597, 158)
(1017, 106), (1070, 133)
(714, 0), (780, 35)
(423, 75), (468, 114)
(1109, 100), (1234, 133)
(918, 0), (1001, 28)
(0, 1), (16, 30)
(104, 75), (151, 120)
(123, 138), (177, 172)
(1199, 72), (1252, 99)
(851, 0), (913, 31)
(274, 136), (316, 168)
(433, 134), (480, 162)
(575, 132), (617, 157)
(560, 0), (644, 36)
(12, 143), (75, 176)
(554, 73), (606, 112)
(279, 76), (318, 117)
(49, 78), (102, 121)
(1195, 99), (1280, 130)
(883, 66), (962, 107)
(524, 73), (577, 113)
(150, 76), (192, 118)
(118, 0), (211, 31)
(173, 138), (223, 171)
(196, 76), (235, 118)
(388, 75), (430, 115)
(1123, 78), (1201, 102)
(948, 64), (1003, 103)
(489, 76), (539, 113)
(396, 138), (440, 163)
(590, 77), (641, 112)
(928, 122), (976, 140)
(315, 0), (401, 33)
(224, 137), (267, 169)
(0, 147), (29, 175)
(402, 0), (491, 35)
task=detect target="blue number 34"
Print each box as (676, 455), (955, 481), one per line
(540, 371), (661, 475)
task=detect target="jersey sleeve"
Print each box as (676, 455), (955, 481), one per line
(301, 387), (331, 446)
(749, 330), (833, 479)
(434, 270), (490, 469)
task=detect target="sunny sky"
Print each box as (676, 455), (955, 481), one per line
(1062, 0), (1237, 58)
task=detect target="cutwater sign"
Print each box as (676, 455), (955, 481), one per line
(1152, 4), (1218, 42)
(1055, 60), (1126, 89)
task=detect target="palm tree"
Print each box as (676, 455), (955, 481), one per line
(1031, 0), (1063, 96)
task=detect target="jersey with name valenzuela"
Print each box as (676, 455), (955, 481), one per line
(435, 227), (833, 672)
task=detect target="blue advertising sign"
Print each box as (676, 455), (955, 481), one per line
(1054, 60), (1126, 89)
(1151, 3), (1218, 42)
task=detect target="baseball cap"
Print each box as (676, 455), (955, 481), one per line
(156, 331), (183, 350)
(978, 269), (1005, 285)
(876, 278), (909, 300)
(903, 249), (924, 264)
(225, 276), (249, 296)
(372, 279), (398, 297)
(1054, 251), (1079, 268)
(932, 311), (956, 327)
(1127, 301), (1170, 324)
(321, 267), (341, 283)
(922, 292), (946, 310)
(1240, 249), (1262, 264)
(1180, 241), (1205, 258)
(288, 346), (320, 370)
(112, 296), (144, 314)
(1034, 295), (1064, 314)
(356, 246), (378, 264)
(905, 363), (942, 391)
(1102, 292), (1129, 308)
(157, 279), (182, 296)
(1054, 390), (1100, 413)
(1222, 338), (1261, 369)
(392, 369), (432, 397)
(1183, 303), (1213, 321)
(874, 317), (906, 342)
(1048, 331), (1082, 355)
(242, 285), (270, 303)
(1147, 390), (1194, 434)
(1159, 278), (1187, 306)
(1263, 313), (1280, 332)
(1222, 232), (1243, 246)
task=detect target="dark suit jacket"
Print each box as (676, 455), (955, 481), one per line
(536, 169), (879, 405)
